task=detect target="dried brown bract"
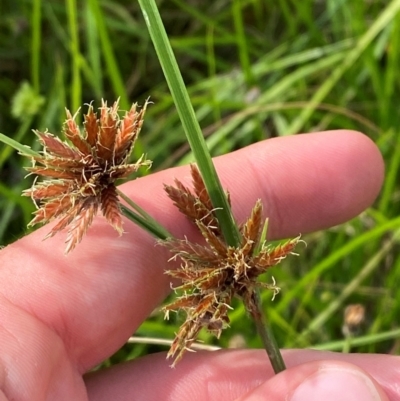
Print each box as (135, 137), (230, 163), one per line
(163, 165), (299, 366)
(24, 99), (151, 253)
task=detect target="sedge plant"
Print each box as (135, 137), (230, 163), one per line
(0, 1), (301, 373)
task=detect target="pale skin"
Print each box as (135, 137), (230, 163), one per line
(0, 130), (398, 401)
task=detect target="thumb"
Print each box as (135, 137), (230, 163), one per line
(237, 360), (389, 401)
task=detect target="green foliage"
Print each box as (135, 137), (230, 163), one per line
(1, 0), (400, 364)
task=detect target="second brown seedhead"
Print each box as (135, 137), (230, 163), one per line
(163, 165), (299, 366)
(24, 99), (150, 253)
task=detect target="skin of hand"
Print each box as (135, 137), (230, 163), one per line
(0, 130), (398, 401)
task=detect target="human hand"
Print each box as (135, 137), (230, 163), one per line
(1, 130), (397, 401)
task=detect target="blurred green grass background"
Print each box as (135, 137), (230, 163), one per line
(1, 0), (400, 365)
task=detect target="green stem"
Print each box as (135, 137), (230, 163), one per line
(117, 189), (172, 240)
(120, 204), (171, 241)
(137, 0), (241, 248)
(251, 291), (286, 374)
(0, 133), (40, 158)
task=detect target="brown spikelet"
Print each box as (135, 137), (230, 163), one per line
(165, 179), (218, 232)
(24, 99), (151, 253)
(196, 221), (228, 257)
(162, 164), (299, 366)
(101, 185), (123, 234)
(45, 204), (80, 239)
(254, 237), (299, 269)
(84, 104), (99, 147)
(23, 181), (74, 199)
(65, 198), (99, 254)
(33, 156), (89, 170)
(190, 164), (213, 212)
(114, 102), (146, 161)
(28, 195), (75, 226)
(97, 100), (118, 161)
(242, 199), (262, 244)
(26, 166), (81, 180)
(164, 238), (217, 263)
(109, 162), (145, 180)
(36, 132), (81, 159)
(164, 181), (199, 217)
(163, 293), (203, 312)
(64, 110), (91, 155)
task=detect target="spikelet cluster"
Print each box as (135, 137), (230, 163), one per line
(24, 99), (150, 253)
(163, 165), (299, 366)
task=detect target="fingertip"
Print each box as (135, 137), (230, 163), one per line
(232, 130), (384, 237)
(322, 130), (384, 219)
(238, 360), (389, 401)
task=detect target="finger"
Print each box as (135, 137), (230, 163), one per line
(84, 350), (398, 401)
(237, 362), (388, 401)
(0, 130), (383, 373)
(138, 129), (384, 240)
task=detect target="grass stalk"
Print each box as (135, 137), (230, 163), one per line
(120, 204), (170, 241)
(251, 292), (286, 373)
(0, 133), (40, 158)
(117, 189), (172, 240)
(137, 0), (241, 248)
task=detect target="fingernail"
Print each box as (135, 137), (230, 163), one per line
(290, 367), (382, 401)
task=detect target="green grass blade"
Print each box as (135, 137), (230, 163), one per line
(87, 0), (129, 109)
(277, 216), (400, 313)
(232, 0), (253, 86)
(0, 133), (40, 158)
(117, 189), (172, 239)
(312, 328), (400, 351)
(84, 2), (103, 98)
(285, 0), (400, 135)
(65, 0), (82, 112)
(31, 0), (42, 94)
(378, 130), (400, 215)
(0, 118), (34, 169)
(138, 0), (241, 247)
(120, 205), (170, 240)
(294, 234), (397, 345)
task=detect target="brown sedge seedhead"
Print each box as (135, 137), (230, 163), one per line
(23, 99), (151, 253)
(162, 164), (299, 366)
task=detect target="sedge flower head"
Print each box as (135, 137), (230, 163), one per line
(163, 165), (299, 366)
(24, 99), (151, 253)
